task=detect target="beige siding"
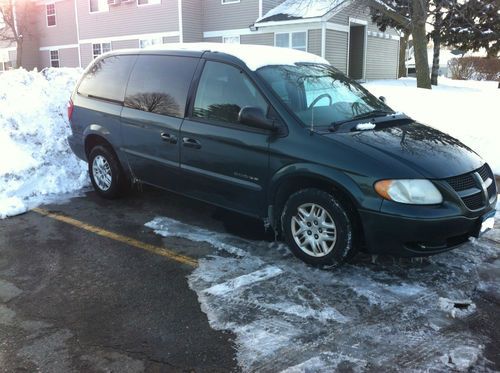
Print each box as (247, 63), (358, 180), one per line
(21, 36), (40, 70)
(203, 0), (259, 32)
(112, 39), (139, 50)
(325, 30), (347, 73)
(77, 0), (179, 40)
(329, 1), (398, 36)
(203, 36), (222, 43)
(59, 47), (80, 67)
(34, 0), (78, 47)
(262, 0), (284, 15)
(80, 43), (93, 69)
(39, 50), (50, 69)
(307, 29), (321, 56)
(240, 33), (274, 45)
(365, 36), (398, 79)
(39, 48), (78, 69)
(163, 36), (180, 43)
(183, 0), (203, 42)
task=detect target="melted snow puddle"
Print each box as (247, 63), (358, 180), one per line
(146, 216), (499, 372)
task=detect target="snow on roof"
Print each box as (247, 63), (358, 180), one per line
(256, 0), (346, 23)
(147, 43), (329, 71)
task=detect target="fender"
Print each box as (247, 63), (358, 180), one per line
(268, 162), (383, 213)
(83, 124), (132, 179)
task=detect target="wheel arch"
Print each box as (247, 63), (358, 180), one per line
(84, 129), (131, 181)
(268, 164), (365, 243)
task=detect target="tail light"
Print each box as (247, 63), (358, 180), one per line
(67, 99), (74, 122)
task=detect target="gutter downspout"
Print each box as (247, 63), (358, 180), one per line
(73, 0), (82, 67)
(178, 0), (183, 42)
(321, 21), (326, 58)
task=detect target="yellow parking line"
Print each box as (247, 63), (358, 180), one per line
(32, 207), (198, 268)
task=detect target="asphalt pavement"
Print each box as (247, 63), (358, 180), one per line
(0, 186), (499, 372)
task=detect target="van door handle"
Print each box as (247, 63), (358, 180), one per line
(160, 132), (177, 144)
(182, 137), (202, 149)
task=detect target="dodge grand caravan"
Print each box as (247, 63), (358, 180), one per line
(67, 43), (497, 267)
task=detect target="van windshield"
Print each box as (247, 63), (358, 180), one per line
(257, 64), (393, 128)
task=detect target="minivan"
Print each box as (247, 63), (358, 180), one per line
(68, 43), (497, 267)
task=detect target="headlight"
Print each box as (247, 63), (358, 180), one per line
(374, 179), (443, 205)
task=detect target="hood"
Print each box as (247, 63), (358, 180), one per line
(325, 122), (483, 179)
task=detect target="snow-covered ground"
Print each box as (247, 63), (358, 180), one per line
(0, 68), (88, 219)
(363, 77), (500, 174)
(146, 213), (499, 372)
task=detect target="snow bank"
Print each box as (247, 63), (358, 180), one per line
(363, 78), (500, 174)
(0, 68), (89, 219)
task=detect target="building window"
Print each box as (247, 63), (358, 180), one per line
(139, 37), (163, 49)
(1, 61), (13, 71)
(137, 0), (161, 5)
(92, 42), (111, 59)
(46, 3), (56, 27)
(222, 36), (240, 44)
(275, 32), (307, 51)
(50, 50), (59, 67)
(89, 0), (109, 13)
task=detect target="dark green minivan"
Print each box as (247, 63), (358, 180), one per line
(67, 43), (497, 267)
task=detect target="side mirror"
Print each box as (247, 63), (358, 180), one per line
(238, 107), (275, 131)
(379, 96), (387, 103)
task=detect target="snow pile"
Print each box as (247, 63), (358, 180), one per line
(147, 214), (499, 371)
(257, 0), (344, 22)
(363, 77), (500, 174)
(0, 68), (88, 219)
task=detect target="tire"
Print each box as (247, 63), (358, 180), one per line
(281, 188), (356, 268)
(88, 145), (127, 199)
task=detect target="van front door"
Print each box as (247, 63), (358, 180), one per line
(120, 54), (199, 191)
(179, 60), (271, 217)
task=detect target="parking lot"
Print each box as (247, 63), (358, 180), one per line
(1, 187), (499, 372)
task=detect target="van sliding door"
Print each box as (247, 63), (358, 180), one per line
(120, 54), (198, 191)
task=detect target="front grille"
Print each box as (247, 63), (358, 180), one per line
(487, 180), (497, 199)
(446, 173), (476, 191)
(444, 163), (496, 210)
(461, 192), (484, 210)
(478, 164), (492, 181)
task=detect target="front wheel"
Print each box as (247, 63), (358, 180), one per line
(281, 188), (356, 267)
(88, 145), (127, 199)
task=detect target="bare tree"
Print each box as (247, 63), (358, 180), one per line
(368, 0), (432, 89)
(0, 0), (35, 68)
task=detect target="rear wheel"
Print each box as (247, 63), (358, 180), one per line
(88, 145), (127, 199)
(281, 188), (356, 267)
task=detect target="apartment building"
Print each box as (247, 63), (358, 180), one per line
(0, 0), (401, 80)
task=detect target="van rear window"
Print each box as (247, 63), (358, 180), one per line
(78, 55), (137, 103)
(124, 55), (198, 118)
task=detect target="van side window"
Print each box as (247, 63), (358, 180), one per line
(78, 55), (136, 103)
(193, 61), (268, 125)
(124, 55), (198, 118)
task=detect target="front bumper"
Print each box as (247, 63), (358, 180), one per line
(359, 199), (497, 257)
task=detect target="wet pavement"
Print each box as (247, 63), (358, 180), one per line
(0, 186), (499, 372)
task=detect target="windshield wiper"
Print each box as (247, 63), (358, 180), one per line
(329, 110), (393, 131)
